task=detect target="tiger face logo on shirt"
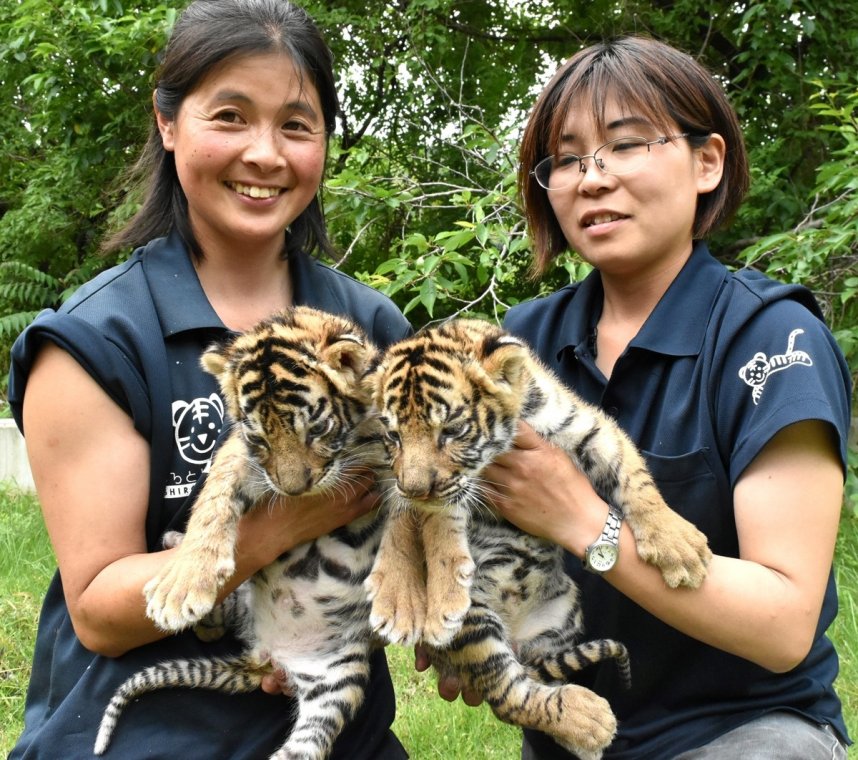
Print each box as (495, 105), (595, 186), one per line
(738, 328), (813, 405)
(172, 393), (225, 465)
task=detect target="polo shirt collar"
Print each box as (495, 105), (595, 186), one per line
(559, 240), (728, 361)
(557, 273), (603, 363)
(144, 232), (349, 337)
(144, 231), (224, 337)
(289, 248), (343, 311)
(630, 240), (728, 357)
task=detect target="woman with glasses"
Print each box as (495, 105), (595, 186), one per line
(440, 36), (851, 759)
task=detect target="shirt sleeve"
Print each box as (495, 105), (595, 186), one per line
(713, 297), (851, 485)
(9, 309), (152, 439)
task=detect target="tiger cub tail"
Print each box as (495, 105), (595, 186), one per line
(93, 654), (264, 755)
(526, 638), (632, 690)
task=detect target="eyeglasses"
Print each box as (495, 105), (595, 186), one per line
(531, 134), (691, 190)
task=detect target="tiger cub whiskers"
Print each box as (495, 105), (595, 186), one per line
(95, 307), (386, 760)
(364, 318), (712, 760)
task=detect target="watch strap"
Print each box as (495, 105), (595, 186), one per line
(601, 505), (623, 544)
(583, 505), (624, 573)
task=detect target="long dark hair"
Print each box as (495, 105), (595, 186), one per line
(102, 0), (338, 259)
(518, 36), (750, 275)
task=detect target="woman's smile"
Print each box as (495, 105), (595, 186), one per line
(156, 52), (326, 259)
(225, 181), (286, 200)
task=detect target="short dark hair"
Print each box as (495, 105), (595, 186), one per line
(103, 0), (338, 259)
(518, 36), (749, 275)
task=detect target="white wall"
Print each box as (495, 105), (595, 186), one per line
(0, 418), (35, 491)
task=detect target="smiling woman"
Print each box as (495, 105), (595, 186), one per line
(154, 52), (328, 326)
(5, 1), (410, 759)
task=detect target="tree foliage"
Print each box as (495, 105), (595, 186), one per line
(1, 0), (856, 407)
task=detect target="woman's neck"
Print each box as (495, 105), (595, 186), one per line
(593, 251), (689, 378)
(193, 244), (293, 332)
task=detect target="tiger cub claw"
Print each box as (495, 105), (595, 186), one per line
(633, 512), (712, 589)
(144, 551), (235, 631)
(421, 604), (470, 649)
(553, 685), (617, 760)
(422, 555), (475, 648)
(365, 569), (427, 645)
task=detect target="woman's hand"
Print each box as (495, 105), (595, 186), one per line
(260, 667), (295, 697)
(414, 646), (483, 706)
(235, 467), (381, 571)
(482, 422), (610, 557)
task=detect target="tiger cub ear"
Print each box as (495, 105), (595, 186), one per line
(200, 343), (229, 378)
(200, 342), (242, 420)
(320, 333), (376, 388)
(360, 356), (385, 402)
(476, 333), (530, 391)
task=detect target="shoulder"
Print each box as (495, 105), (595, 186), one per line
(721, 267), (823, 321)
(710, 270), (851, 478)
(713, 268), (842, 368)
(504, 284), (582, 337)
(707, 267), (839, 369)
(60, 250), (148, 318)
(296, 255), (412, 347)
(32, 245), (162, 361)
(9, 245), (161, 434)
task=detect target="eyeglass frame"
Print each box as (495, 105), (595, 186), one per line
(530, 133), (692, 190)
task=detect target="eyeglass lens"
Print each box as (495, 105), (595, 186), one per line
(535, 136), (653, 190)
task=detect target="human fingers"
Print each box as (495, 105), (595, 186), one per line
(437, 674), (483, 706)
(341, 465), (378, 493)
(416, 643), (482, 706)
(240, 473), (380, 562)
(414, 644), (431, 673)
(461, 686), (484, 707)
(510, 420), (543, 450)
(413, 647), (461, 702)
(260, 667), (294, 696)
(490, 422), (549, 471)
(437, 674), (462, 702)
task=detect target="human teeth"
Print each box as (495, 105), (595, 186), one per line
(587, 213), (622, 226)
(230, 182), (281, 199)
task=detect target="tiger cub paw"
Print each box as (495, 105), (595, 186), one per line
(633, 511), (712, 589)
(144, 546), (235, 631)
(192, 605), (228, 642)
(553, 685), (617, 760)
(422, 554), (475, 648)
(366, 566), (428, 646)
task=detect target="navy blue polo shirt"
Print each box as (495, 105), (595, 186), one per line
(504, 242), (851, 760)
(8, 232), (411, 760)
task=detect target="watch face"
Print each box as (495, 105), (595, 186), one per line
(587, 543), (618, 572)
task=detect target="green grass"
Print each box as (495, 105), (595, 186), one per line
(832, 510), (858, 752)
(1, 485), (855, 757)
(386, 645), (521, 758)
(0, 485), (54, 753)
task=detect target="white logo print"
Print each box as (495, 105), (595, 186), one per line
(166, 394), (225, 499)
(738, 328), (813, 405)
(172, 393), (225, 464)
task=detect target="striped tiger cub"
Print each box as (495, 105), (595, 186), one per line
(95, 307), (386, 760)
(364, 319), (712, 760)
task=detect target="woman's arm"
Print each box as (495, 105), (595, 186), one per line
(23, 343), (379, 658)
(484, 419), (843, 672)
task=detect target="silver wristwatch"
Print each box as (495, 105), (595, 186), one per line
(583, 505), (623, 574)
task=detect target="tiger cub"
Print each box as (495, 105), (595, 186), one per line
(364, 319), (712, 760)
(94, 307), (385, 760)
